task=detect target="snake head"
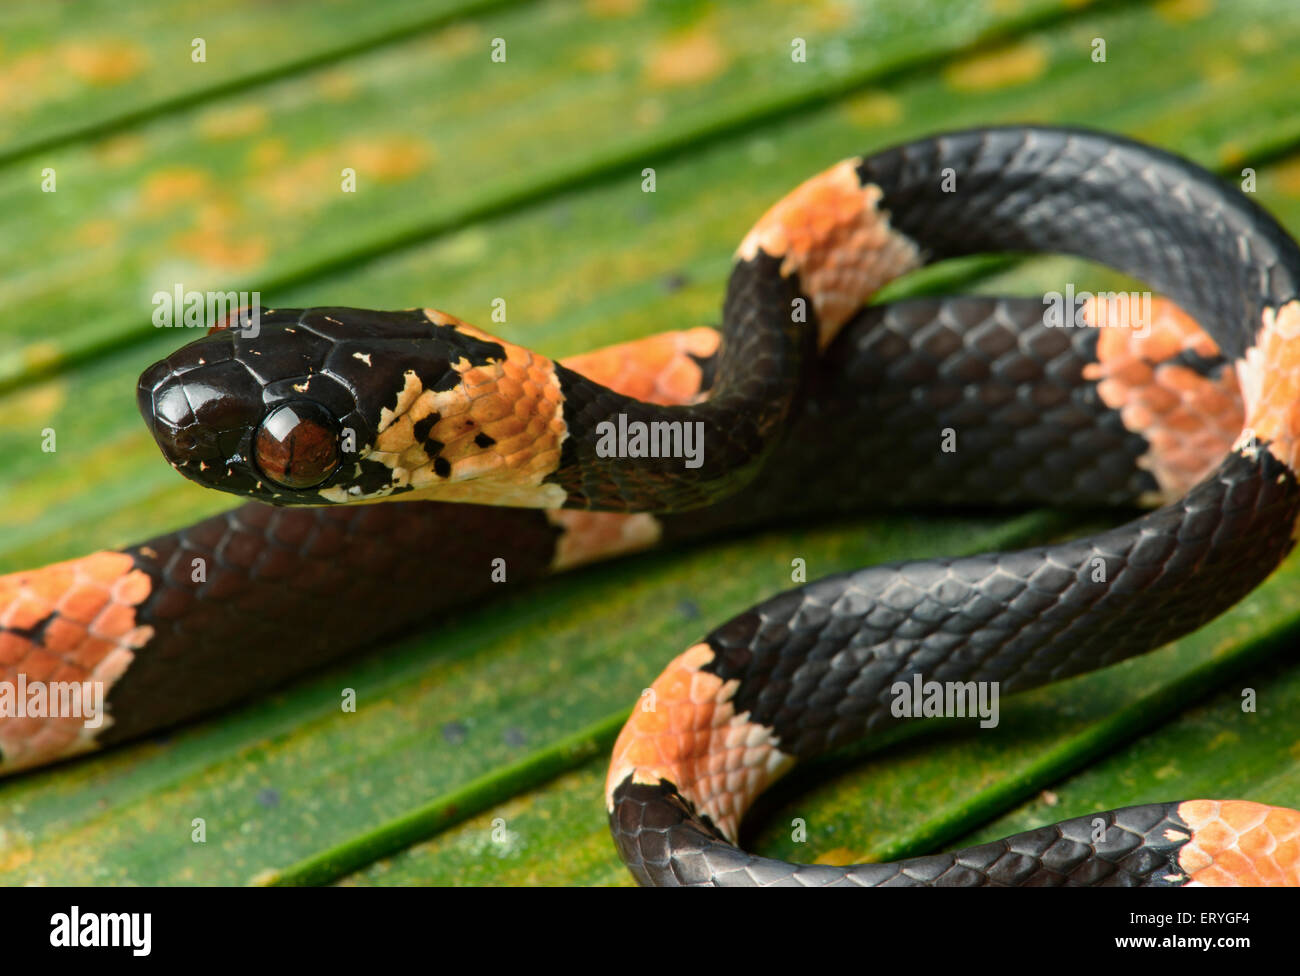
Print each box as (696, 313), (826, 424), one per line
(136, 306), (514, 506)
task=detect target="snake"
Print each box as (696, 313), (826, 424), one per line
(3, 125), (1300, 886)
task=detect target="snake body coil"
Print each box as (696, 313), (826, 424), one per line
(3, 127), (1300, 885)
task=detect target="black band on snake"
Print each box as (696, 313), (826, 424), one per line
(4, 126), (1300, 885)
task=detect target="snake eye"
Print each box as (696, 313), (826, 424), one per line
(253, 401), (342, 490)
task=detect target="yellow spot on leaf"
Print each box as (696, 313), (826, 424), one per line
(842, 91), (903, 128)
(140, 167), (212, 214)
(813, 847), (862, 866)
(63, 39), (147, 85)
(645, 27), (728, 87)
(22, 341), (60, 371)
(197, 104), (269, 141)
(811, 1), (853, 30)
(346, 135), (433, 184)
(255, 136), (431, 216)
(0, 834), (33, 872)
(248, 138), (288, 169)
(437, 228), (491, 265)
(0, 49), (48, 113)
(169, 229), (267, 271)
(1273, 157), (1300, 197)
(1203, 56), (1238, 84)
(576, 45), (619, 73)
(92, 133), (146, 167)
(944, 39), (1047, 92)
(74, 219), (119, 249)
(1205, 730), (1240, 751)
(1155, 0), (1213, 23)
(424, 23), (482, 59)
(316, 68), (359, 101)
(169, 197), (267, 272)
(587, 0), (643, 16)
(635, 98), (665, 127)
(1238, 25), (1275, 54)
(258, 150), (333, 214)
(0, 382), (65, 427)
(1218, 142), (1247, 168)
